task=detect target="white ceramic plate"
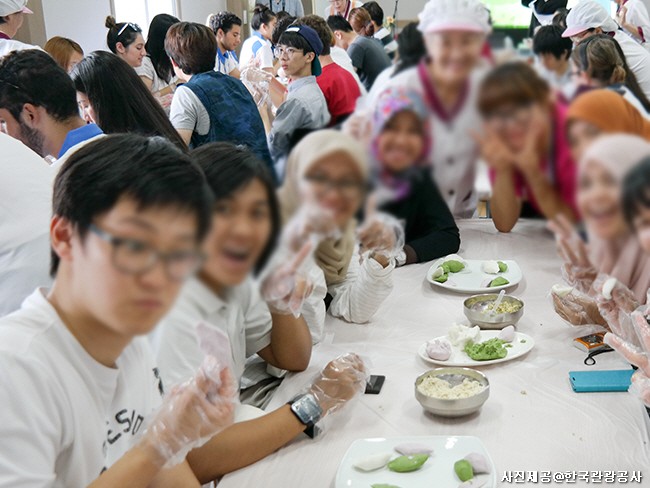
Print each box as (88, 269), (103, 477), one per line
(426, 259), (523, 294)
(418, 330), (535, 367)
(335, 436), (496, 488)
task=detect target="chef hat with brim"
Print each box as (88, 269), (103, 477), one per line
(0, 0), (33, 16)
(562, 0), (618, 38)
(418, 0), (491, 35)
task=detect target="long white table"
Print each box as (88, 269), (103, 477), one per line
(220, 220), (650, 487)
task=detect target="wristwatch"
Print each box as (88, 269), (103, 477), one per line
(288, 393), (323, 438)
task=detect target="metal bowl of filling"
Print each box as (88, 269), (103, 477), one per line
(463, 294), (524, 330)
(415, 367), (490, 417)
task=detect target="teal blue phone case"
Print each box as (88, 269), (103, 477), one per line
(569, 369), (635, 393)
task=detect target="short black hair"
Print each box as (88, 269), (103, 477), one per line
(208, 11), (242, 35)
(361, 1), (384, 26)
(533, 24), (572, 60)
(165, 22), (217, 75)
(71, 51), (187, 150)
(294, 15), (333, 56)
(51, 134), (213, 276)
(272, 15), (297, 45)
(252, 4), (277, 31)
(327, 15), (353, 33)
(105, 16), (142, 53)
(0, 49), (78, 123)
(278, 31), (314, 55)
(192, 142), (280, 273)
(623, 156), (650, 228)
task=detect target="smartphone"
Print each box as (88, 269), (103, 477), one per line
(573, 332), (607, 352)
(365, 375), (386, 395)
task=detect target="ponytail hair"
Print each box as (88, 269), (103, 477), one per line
(349, 8), (375, 37)
(251, 4), (277, 31)
(105, 15), (142, 53)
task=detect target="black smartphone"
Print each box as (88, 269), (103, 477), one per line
(365, 375), (386, 394)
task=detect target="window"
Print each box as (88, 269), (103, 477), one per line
(112, 0), (177, 37)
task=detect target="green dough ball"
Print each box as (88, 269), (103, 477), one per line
(387, 454), (429, 473)
(446, 260), (465, 273)
(442, 262), (451, 274)
(498, 261), (508, 272)
(464, 338), (508, 361)
(454, 459), (474, 481)
(371, 485), (402, 488)
(434, 273), (449, 283)
(489, 276), (510, 287)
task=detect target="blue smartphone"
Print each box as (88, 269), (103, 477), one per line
(569, 369), (635, 393)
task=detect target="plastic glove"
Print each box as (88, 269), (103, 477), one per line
(551, 289), (608, 327)
(357, 195), (405, 261)
(139, 356), (236, 467)
(342, 110), (372, 148)
(280, 202), (341, 254)
(241, 66), (273, 84)
(548, 215), (597, 294)
(260, 241), (319, 317)
(594, 274), (639, 344)
(309, 353), (369, 417)
(629, 371), (650, 407)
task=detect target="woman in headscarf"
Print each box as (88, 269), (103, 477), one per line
(278, 130), (399, 323)
(549, 134), (650, 325)
(567, 89), (650, 162)
(371, 87), (460, 265)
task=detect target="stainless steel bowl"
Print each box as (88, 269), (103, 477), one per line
(415, 368), (490, 417)
(463, 294), (524, 329)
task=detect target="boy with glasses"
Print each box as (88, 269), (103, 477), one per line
(0, 134), (236, 486)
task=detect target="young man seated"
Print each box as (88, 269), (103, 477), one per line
(208, 11), (242, 78)
(268, 25), (331, 178)
(0, 134), (236, 486)
(533, 24), (576, 101)
(165, 22), (273, 173)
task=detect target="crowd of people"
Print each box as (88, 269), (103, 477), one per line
(2, 0), (650, 484)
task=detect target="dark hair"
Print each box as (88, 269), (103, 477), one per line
(533, 25), (572, 60)
(349, 8), (375, 37)
(71, 51), (186, 150)
(278, 31), (314, 55)
(252, 4), (277, 31)
(192, 142), (280, 273)
(553, 8), (570, 29)
(327, 15), (353, 33)
(478, 62), (550, 116)
(0, 49), (78, 123)
(105, 15), (142, 53)
(294, 15), (333, 56)
(272, 15), (297, 46)
(573, 34), (650, 113)
(43, 37), (84, 71)
(208, 11), (242, 35)
(165, 22), (217, 75)
(623, 156), (650, 228)
(145, 13), (179, 84)
(51, 134), (214, 276)
(361, 1), (384, 26)
(393, 22), (425, 77)
(275, 10), (292, 22)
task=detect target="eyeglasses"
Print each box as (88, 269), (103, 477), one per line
(486, 103), (534, 129)
(305, 175), (366, 200)
(276, 46), (302, 58)
(89, 224), (204, 281)
(117, 22), (141, 37)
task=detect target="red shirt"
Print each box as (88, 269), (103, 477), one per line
(317, 62), (361, 126)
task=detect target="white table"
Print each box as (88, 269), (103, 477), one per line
(220, 220), (650, 487)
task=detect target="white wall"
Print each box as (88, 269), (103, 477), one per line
(313, 0), (425, 23)
(41, 0), (112, 53)
(176, 0), (227, 24)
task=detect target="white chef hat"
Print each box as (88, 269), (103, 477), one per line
(418, 0), (492, 35)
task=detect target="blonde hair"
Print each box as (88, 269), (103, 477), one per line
(43, 36), (84, 71)
(572, 34), (626, 85)
(349, 8), (375, 37)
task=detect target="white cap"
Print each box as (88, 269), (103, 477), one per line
(418, 0), (491, 35)
(0, 0), (32, 16)
(562, 0), (618, 38)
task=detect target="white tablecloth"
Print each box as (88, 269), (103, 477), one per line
(219, 219), (650, 487)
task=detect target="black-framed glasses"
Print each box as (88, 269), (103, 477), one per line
(89, 223), (204, 281)
(117, 22), (142, 37)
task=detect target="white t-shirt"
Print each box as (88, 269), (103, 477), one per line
(614, 29), (650, 99)
(0, 289), (164, 487)
(134, 56), (176, 93)
(239, 32), (274, 71)
(0, 38), (43, 58)
(620, 0), (650, 47)
(0, 133), (53, 317)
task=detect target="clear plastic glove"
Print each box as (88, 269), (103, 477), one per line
(280, 202), (341, 254)
(342, 110), (372, 148)
(357, 195), (405, 261)
(260, 241), (319, 317)
(309, 353), (369, 417)
(551, 289), (608, 327)
(547, 215), (597, 294)
(594, 274), (639, 344)
(139, 356), (236, 467)
(241, 66), (273, 84)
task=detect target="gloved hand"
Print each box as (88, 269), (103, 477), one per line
(342, 110), (372, 148)
(357, 196), (405, 262)
(139, 356), (236, 467)
(551, 289), (608, 327)
(547, 215), (597, 294)
(594, 274), (640, 344)
(605, 310), (650, 406)
(280, 202), (341, 254)
(309, 353), (369, 417)
(241, 66), (273, 84)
